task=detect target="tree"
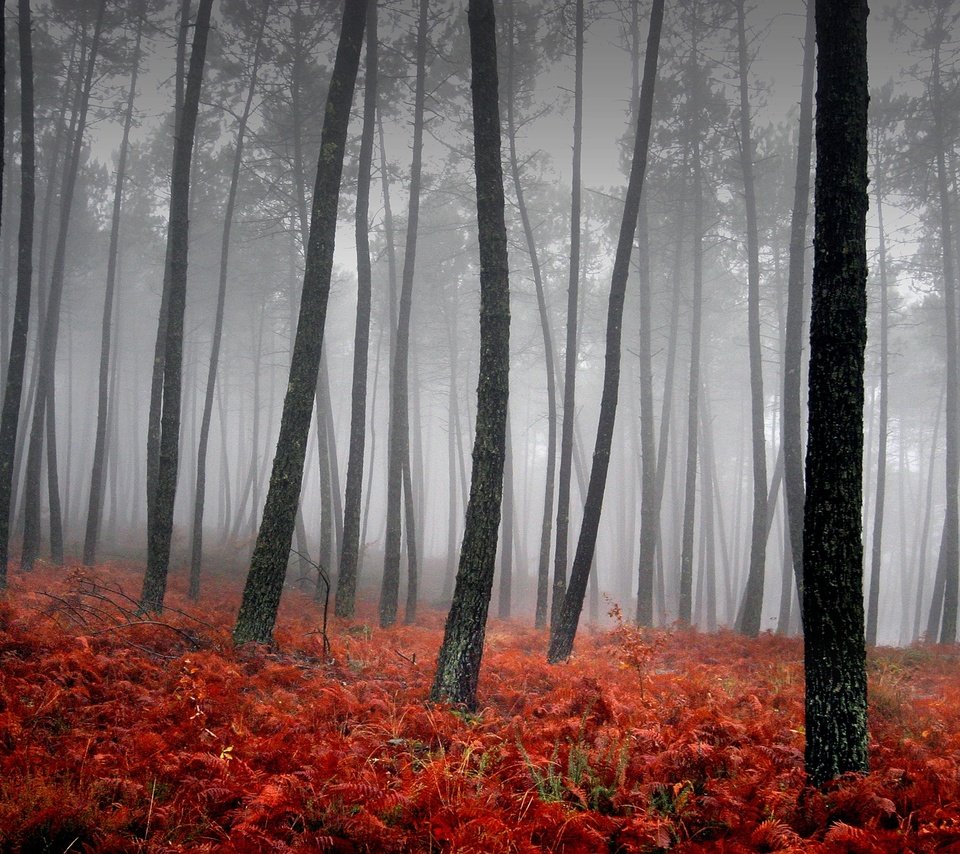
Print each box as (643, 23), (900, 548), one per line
(188, 0), (270, 599)
(552, 0), (584, 628)
(336, 0), (378, 619)
(233, 0), (367, 646)
(0, 0), (32, 588)
(429, 0), (509, 709)
(21, 0), (106, 572)
(802, 0), (869, 787)
(83, 2), (147, 567)
(733, 0), (768, 638)
(547, 0), (663, 664)
(380, 0), (428, 628)
(782, 0), (815, 620)
(139, 0), (215, 613)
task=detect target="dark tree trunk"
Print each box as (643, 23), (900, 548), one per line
(21, 0), (105, 572)
(187, 0), (268, 599)
(783, 0), (815, 611)
(504, 0), (557, 630)
(83, 8), (145, 567)
(336, 0), (378, 618)
(380, 0), (428, 628)
(552, 0), (584, 628)
(802, 0), (869, 787)
(429, 0), (510, 708)
(0, 0), (33, 586)
(233, 0), (366, 645)
(139, 0), (214, 613)
(548, 0), (663, 663)
(734, 0), (768, 638)
(498, 409), (514, 618)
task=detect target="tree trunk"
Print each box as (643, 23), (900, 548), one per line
(430, 0), (509, 708)
(380, 0), (428, 628)
(865, 163), (890, 645)
(0, 0), (33, 586)
(678, 21), (705, 626)
(802, 0), (869, 787)
(233, 0), (366, 645)
(83, 8), (146, 566)
(187, 0), (268, 598)
(139, 0), (214, 612)
(552, 0), (584, 628)
(504, 0), (557, 629)
(548, 0), (663, 663)
(782, 0), (815, 611)
(336, 0), (378, 617)
(734, 0), (767, 638)
(21, 0), (105, 571)
(498, 409), (514, 618)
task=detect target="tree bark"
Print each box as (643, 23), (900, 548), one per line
(802, 0), (869, 787)
(233, 0), (366, 645)
(430, 0), (510, 708)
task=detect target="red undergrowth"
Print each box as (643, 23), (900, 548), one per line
(1, 562), (959, 852)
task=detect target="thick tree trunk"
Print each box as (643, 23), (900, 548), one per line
(802, 0), (869, 787)
(548, 0), (662, 663)
(0, 0), (33, 586)
(139, 0), (214, 613)
(336, 0), (378, 618)
(430, 0), (509, 708)
(83, 9), (145, 567)
(233, 0), (366, 645)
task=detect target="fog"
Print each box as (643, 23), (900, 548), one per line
(0, 0), (952, 646)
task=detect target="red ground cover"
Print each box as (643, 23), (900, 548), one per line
(1, 563), (959, 852)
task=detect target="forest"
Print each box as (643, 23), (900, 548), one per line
(1, 0), (959, 849)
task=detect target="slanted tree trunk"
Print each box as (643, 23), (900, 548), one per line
(504, 0), (557, 629)
(552, 0), (584, 628)
(187, 0), (268, 598)
(783, 0), (815, 611)
(380, 0), (428, 628)
(498, 409), (514, 618)
(336, 0), (378, 618)
(233, 0), (366, 645)
(0, 0), (33, 587)
(548, 0), (663, 662)
(83, 7), (146, 566)
(802, 0), (869, 787)
(21, 0), (105, 572)
(139, 0), (214, 612)
(430, 0), (509, 708)
(734, 0), (767, 637)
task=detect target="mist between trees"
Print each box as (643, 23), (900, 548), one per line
(0, 0), (950, 696)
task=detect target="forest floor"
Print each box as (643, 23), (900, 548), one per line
(1, 563), (959, 852)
